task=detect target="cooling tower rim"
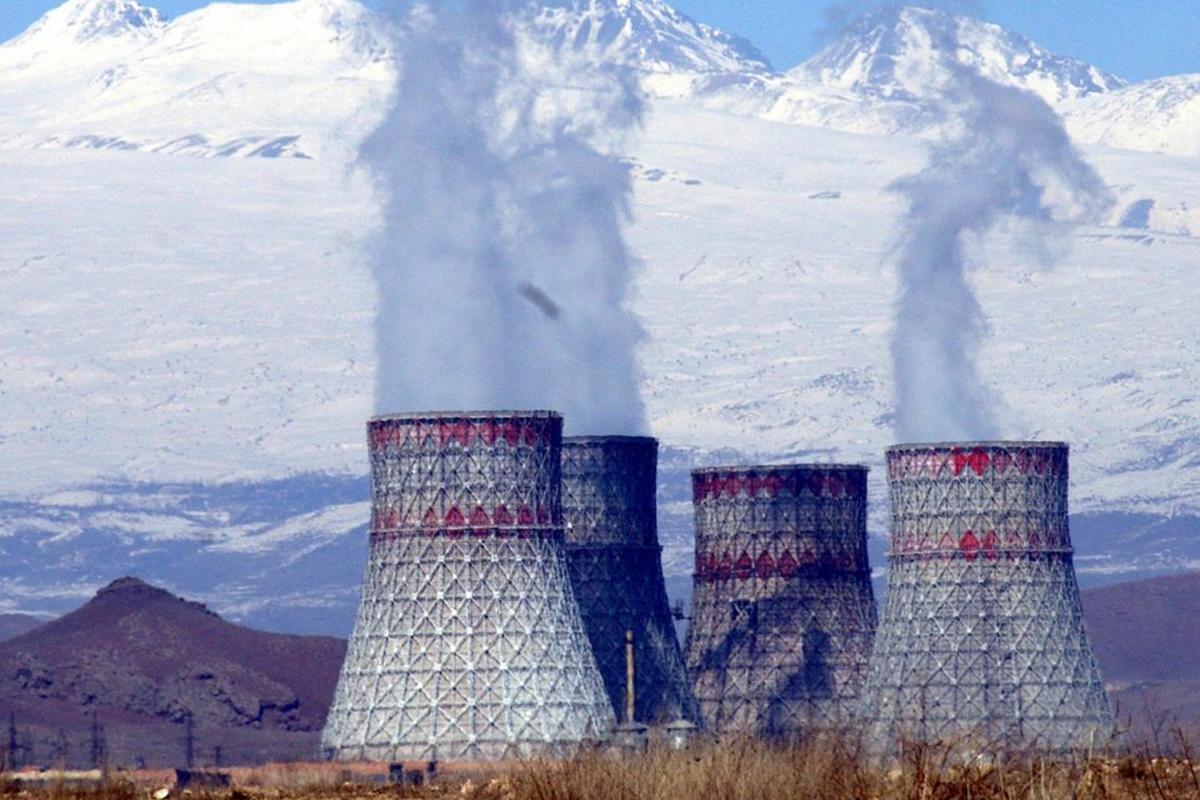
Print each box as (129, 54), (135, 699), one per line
(370, 410), (562, 423)
(563, 435), (657, 446)
(691, 462), (868, 476)
(886, 440), (1067, 453)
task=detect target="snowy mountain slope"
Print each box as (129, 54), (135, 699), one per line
(1064, 75), (1200, 158)
(524, 0), (772, 97)
(3, 0), (1192, 160)
(12, 124), (1200, 507)
(797, 5), (1122, 105)
(0, 150), (377, 489)
(3, 105), (1200, 629)
(0, 0), (775, 159)
(692, 5), (1127, 138)
(1, 0), (165, 60)
(0, 0), (391, 160)
(530, 0), (770, 75)
(0, 476), (369, 634)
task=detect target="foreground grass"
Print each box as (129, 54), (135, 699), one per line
(6, 739), (1200, 799)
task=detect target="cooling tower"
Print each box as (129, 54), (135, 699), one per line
(684, 464), (877, 738)
(561, 436), (701, 726)
(322, 412), (614, 762)
(859, 442), (1113, 751)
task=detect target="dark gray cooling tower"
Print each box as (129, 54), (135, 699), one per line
(684, 464), (877, 738)
(859, 442), (1113, 751)
(561, 436), (701, 726)
(321, 412), (613, 761)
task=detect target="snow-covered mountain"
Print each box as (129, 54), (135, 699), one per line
(529, 0), (771, 75)
(0, 0), (775, 159)
(4, 0), (165, 54)
(693, 5), (1128, 137)
(0, 0), (1189, 159)
(1064, 75), (1200, 157)
(0, 0), (391, 160)
(797, 5), (1122, 105)
(3, 0), (1200, 632)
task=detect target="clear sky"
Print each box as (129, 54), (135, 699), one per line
(3, 0), (1198, 82)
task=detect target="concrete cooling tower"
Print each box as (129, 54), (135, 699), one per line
(561, 436), (701, 727)
(684, 465), (877, 738)
(322, 412), (614, 762)
(859, 442), (1113, 751)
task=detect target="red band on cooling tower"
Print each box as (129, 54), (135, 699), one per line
(692, 469), (864, 502)
(370, 503), (562, 540)
(368, 416), (550, 453)
(887, 446), (1064, 480)
(369, 525), (563, 544)
(888, 528), (1072, 561)
(694, 547), (864, 582)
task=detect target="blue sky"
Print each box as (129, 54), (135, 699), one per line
(3, 0), (1198, 82)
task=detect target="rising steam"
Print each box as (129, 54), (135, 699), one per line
(362, 1), (647, 434)
(890, 66), (1112, 442)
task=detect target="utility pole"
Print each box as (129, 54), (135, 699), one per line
(624, 629), (636, 724)
(184, 713), (194, 769)
(6, 712), (17, 771)
(89, 710), (104, 770)
(54, 728), (69, 769)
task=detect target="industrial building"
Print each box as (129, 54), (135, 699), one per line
(321, 411), (613, 761)
(684, 464), (877, 737)
(859, 442), (1113, 751)
(561, 436), (700, 726)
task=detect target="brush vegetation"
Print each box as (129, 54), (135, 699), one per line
(7, 736), (1200, 799)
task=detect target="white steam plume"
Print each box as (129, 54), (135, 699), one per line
(363, 1), (647, 434)
(890, 66), (1112, 442)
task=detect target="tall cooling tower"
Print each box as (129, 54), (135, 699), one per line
(322, 412), (614, 762)
(561, 436), (700, 726)
(684, 464), (877, 738)
(859, 442), (1113, 751)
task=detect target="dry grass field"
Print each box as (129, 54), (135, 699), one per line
(7, 736), (1200, 800)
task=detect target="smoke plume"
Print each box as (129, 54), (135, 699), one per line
(363, 1), (647, 434)
(890, 66), (1112, 442)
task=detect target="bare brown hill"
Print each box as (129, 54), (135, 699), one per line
(0, 577), (345, 768)
(0, 614), (45, 643)
(1080, 572), (1200, 736)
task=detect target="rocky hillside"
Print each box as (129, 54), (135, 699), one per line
(0, 578), (345, 767)
(0, 615), (46, 644)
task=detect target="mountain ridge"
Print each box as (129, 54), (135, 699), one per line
(0, 0), (1190, 158)
(0, 577), (346, 766)
(0, 0), (165, 64)
(794, 5), (1124, 104)
(0, 614), (47, 644)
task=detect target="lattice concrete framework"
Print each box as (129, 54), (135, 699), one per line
(859, 442), (1113, 751)
(561, 436), (701, 726)
(322, 412), (614, 762)
(683, 465), (877, 738)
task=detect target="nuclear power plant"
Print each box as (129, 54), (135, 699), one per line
(321, 412), (613, 762)
(858, 442), (1114, 750)
(316, 406), (1116, 760)
(561, 436), (700, 726)
(684, 464), (877, 738)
